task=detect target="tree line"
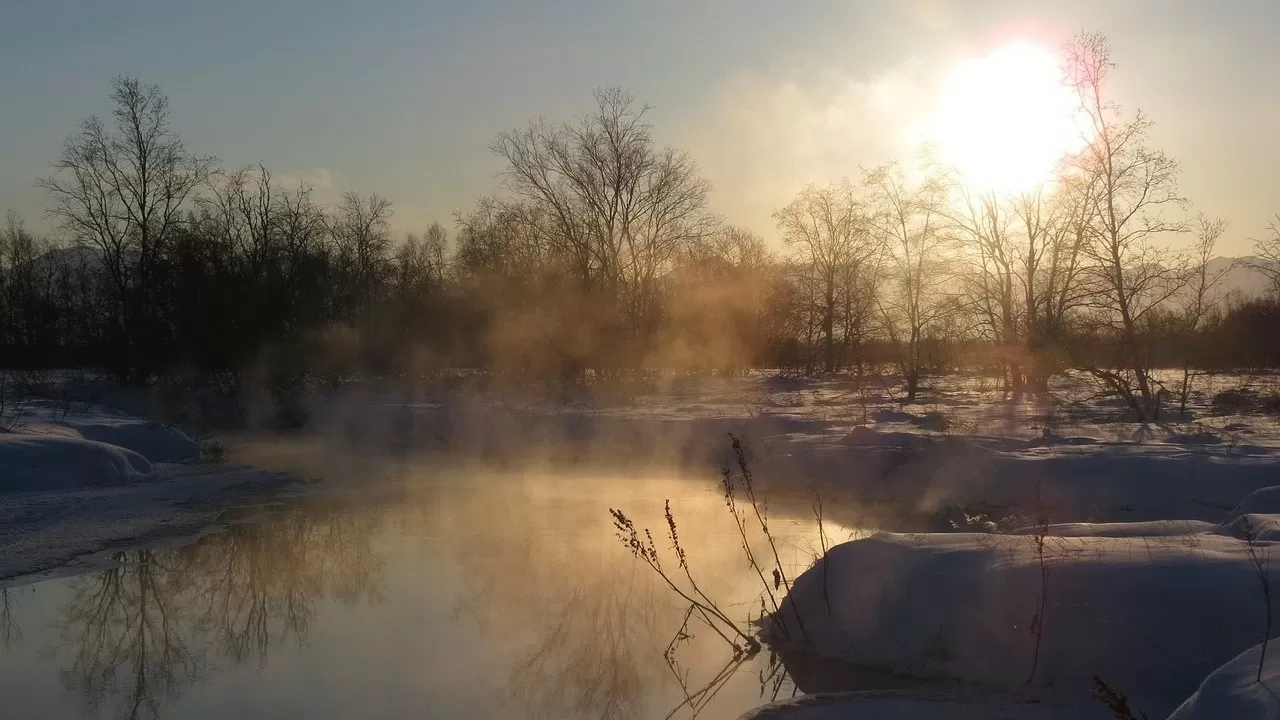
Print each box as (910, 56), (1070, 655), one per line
(2, 33), (1280, 420)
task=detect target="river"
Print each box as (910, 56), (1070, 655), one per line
(0, 439), (903, 719)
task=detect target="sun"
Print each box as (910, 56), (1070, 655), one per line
(927, 41), (1088, 195)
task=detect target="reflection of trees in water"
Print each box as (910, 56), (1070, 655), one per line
(60, 551), (201, 720)
(497, 563), (802, 720)
(441, 478), (668, 718)
(446, 477), (767, 719)
(1, 587), (20, 647)
(503, 570), (664, 719)
(57, 507), (384, 719)
(443, 471), (860, 719)
(180, 511), (384, 666)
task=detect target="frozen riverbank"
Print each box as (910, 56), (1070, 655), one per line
(0, 401), (294, 583)
(758, 484), (1280, 718)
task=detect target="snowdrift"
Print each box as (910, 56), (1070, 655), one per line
(1168, 640), (1280, 719)
(766, 526), (1280, 717)
(0, 402), (290, 582)
(17, 399), (201, 462)
(1228, 485), (1280, 520)
(0, 434), (153, 493)
(740, 690), (1082, 719)
(822, 428), (1280, 524)
(1010, 520), (1218, 537)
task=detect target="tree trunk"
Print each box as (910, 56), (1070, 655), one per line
(822, 280), (835, 374)
(905, 370), (919, 403)
(1118, 297), (1155, 421)
(1179, 363), (1192, 418)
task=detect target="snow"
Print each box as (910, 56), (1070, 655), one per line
(1167, 641), (1280, 719)
(764, 522), (1280, 718)
(812, 428), (1279, 524)
(870, 409), (919, 423)
(1218, 514), (1280, 542)
(1010, 520), (1218, 537)
(740, 690), (1102, 719)
(748, 627), (1280, 720)
(4, 371), (1280, 715)
(0, 434), (153, 493)
(1229, 485), (1280, 519)
(13, 398), (201, 462)
(299, 370), (1280, 448)
(0, 462), (296, 582)
(840, 426), (931, 448)
(291, 371), (1280, 529)
(273, 373), (1280, 719)
(0, 401), (293, 584)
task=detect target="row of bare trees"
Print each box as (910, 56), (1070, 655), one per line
(757, 32), (1280, 416)
(939, 32), (1279, 420)
(0, 77), (455, 386)
(4, 35), (1280, 416)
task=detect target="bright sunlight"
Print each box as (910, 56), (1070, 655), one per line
(927, 41), (1089, 195)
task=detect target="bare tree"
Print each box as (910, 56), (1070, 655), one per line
(0, 212), (53, 356)
(774, 180), (879, 374)
(203, 165), (279, 284)
(272, 180), (332, 337)
(1251, 217), (1280, 295)
(1021, 176), (1099, 391)
(951, 176), (1102, 396)
(453, 198), (595, 377)
(492, 88), (716, 372)
(39, 76), (214, 383)
(953, 188), (1024, 392)
(330, 192), (394, 318)
(397, 222), (449, 290)
(867, 163), (956, 401)
(1176, 215), (1229, 415)
(1067, 32), (1188, 420)
(454, 197), (550, 280)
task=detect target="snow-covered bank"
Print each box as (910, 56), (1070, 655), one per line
(741, 690), (1103, 719)
(0, 402), (293, 583)
(743, 638), (1280, 719)
(268, 367), (1280, 530)
(298, 389), (1280, 526)
(0, 462), (295, 581)
(0, 434), (153, 493)
(763, 510), (1280, 718)
(814, 429), (1280, 525)
(11, 398), (202, 462)
(1168, 640), (1280, 719)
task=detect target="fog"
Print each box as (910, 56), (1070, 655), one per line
(4, 20), (1280, 720)
(0, 450), (872, 719)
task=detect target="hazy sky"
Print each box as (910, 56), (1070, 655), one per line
(3, 0), (1277, 254)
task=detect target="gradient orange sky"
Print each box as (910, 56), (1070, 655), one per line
(2, 0), (1276, 254)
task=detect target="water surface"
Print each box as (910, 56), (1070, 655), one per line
(0, 444), (882, 719)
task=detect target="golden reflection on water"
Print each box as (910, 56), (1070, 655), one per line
(4, 448), (859, 720)
(53, 506), (383, 719)
(417, 466), (850, 719)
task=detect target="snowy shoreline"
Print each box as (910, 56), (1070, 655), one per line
(0, 400), (296, 584)
(752, 480), (1280, 719)
(4, 374), (1280, 718)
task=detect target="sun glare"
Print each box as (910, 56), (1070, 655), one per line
(928, 41), (1088, 195)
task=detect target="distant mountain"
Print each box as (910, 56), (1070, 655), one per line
(1206, 256), (1277, 302)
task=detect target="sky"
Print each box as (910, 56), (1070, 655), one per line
(2, 0), (1278, 255)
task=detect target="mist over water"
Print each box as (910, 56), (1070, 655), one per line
(4, 10), (1280, 718)
(0, 439), (884, 719)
